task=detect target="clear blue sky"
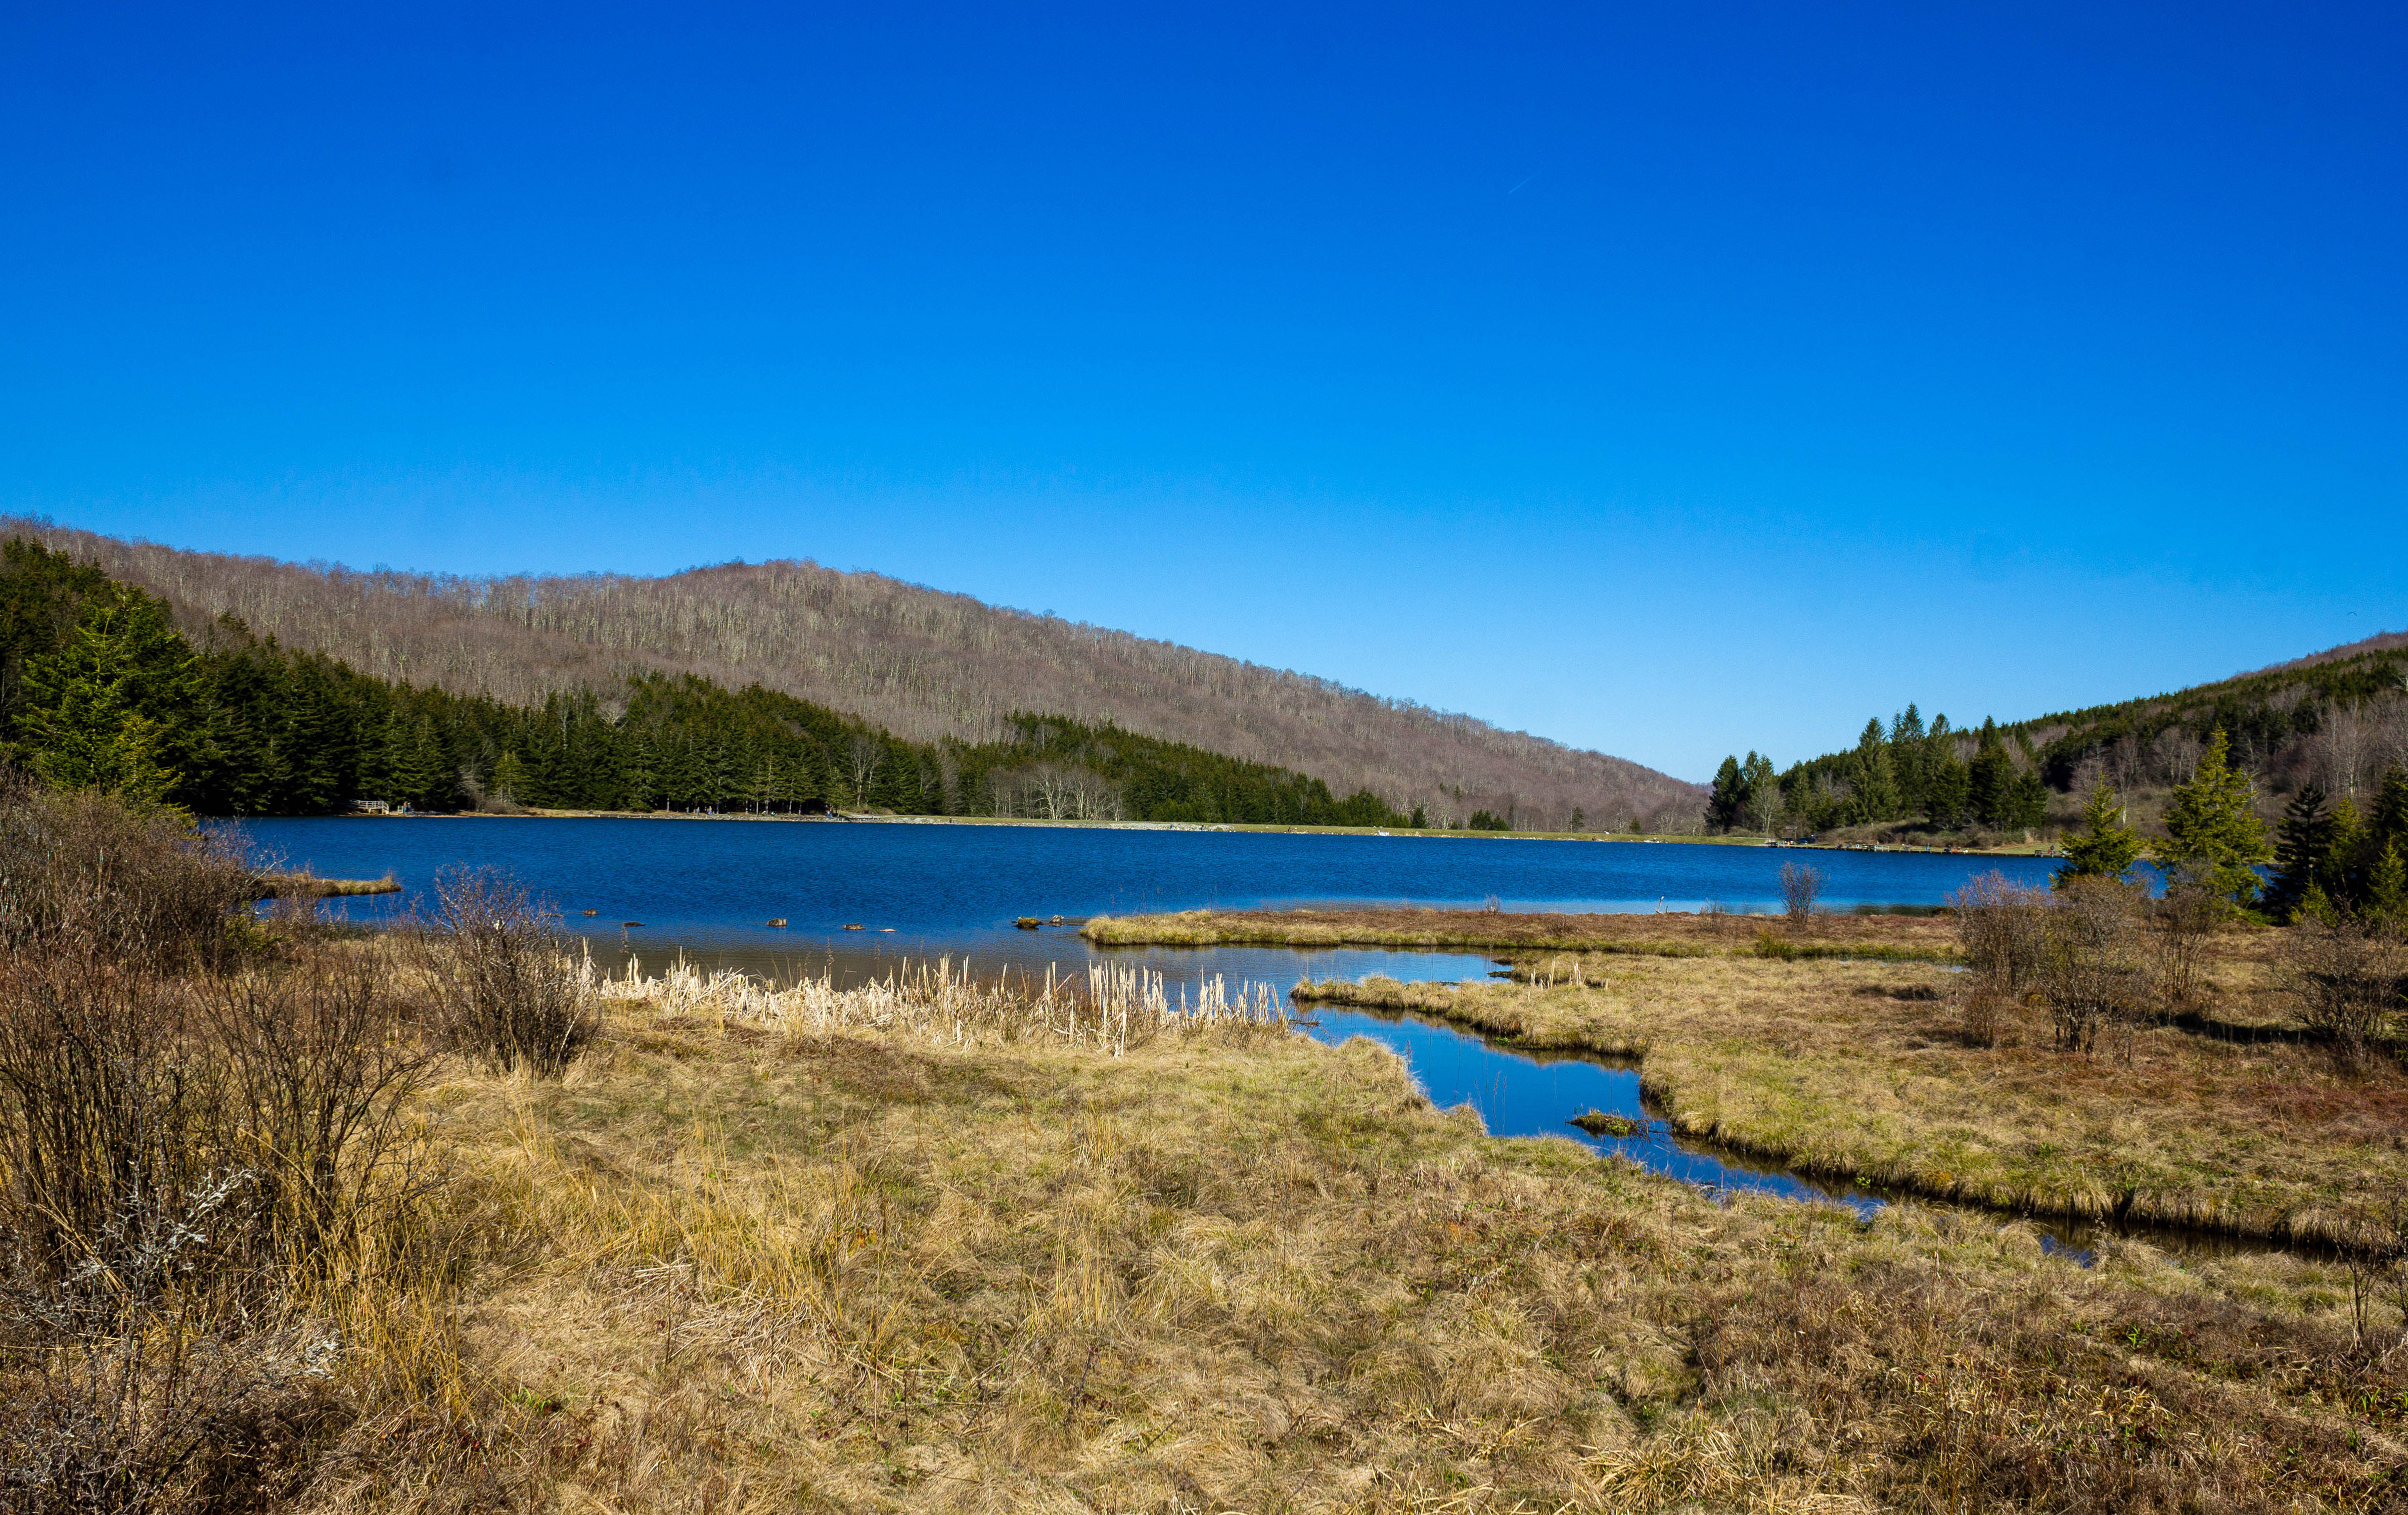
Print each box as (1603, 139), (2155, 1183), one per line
(3, 2), (2402, 781)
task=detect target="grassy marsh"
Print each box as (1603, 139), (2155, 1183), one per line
(387, 971), (2405, 1512)
(1084, 906), (1965, 959)
(1278, 911), (2408, 1245)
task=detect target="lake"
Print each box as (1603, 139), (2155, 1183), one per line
(243, 815), (2056, 985)
(244, 816), (2077, 1229)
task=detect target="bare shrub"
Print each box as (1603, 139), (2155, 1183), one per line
(2149, 879), (2221, 1017)
(1957, 979), (2007, 1049)
(2037, 877), (2156, 1056)
(0, 787), (447, 1514)
(1951, 872), (2047, 1044)
(0, 960), (429, 1515)
(1778, 862), (1825, 922)
(1952, 872), (2048, 993)
(415, 868), (596, 1077)
(0, 779), (255, 973)
(2277, 916), (2406, 1072)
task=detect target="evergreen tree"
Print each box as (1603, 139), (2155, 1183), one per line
(2161, 728), (2271, 911)
(2007, 766), (2050, 830)
(1851, 719), (1898, 822)
(1968, 719), (2013, 829)
(17, 587), (200, 809)
(393, 711), (450, 809)
(2368, 843), (2407, 930)
(1739, 751), (1777, 831)
(2056, 780), (2142, 886)
(2325, 797), (2366, 906)
(1706, 755), (1748, 833)
(2371, 763), (2408, 860)
(2265, 785), (2334, 920)
(1890, 703), (1927, 814)
(1925, 747), (1971, 830)
(491, 750), (529, 806)
(277, 658), (352, 814)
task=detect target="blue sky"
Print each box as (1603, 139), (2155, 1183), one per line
(2, 2), (2401, 780)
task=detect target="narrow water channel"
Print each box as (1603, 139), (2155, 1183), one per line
(1291, 995), (2286, 1265)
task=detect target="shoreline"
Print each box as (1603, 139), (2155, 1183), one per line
(326, 807), (2061, 856)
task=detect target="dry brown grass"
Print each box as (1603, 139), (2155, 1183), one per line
(1085, 907), (1961, 960)
(1290, 916), (2408, 1244)
(314, 966), (2408, 1513)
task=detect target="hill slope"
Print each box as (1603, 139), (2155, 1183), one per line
(1735, 630), (2408, 841)
(2, 520), (1702, 831)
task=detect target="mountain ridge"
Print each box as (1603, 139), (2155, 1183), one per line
(1, 519), (1703, 832)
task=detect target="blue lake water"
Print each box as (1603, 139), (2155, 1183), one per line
(239, 816), (2089, 1232)
(241, 815), (2056, 978)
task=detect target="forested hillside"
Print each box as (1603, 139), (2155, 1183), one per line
(0, 539), (1461, 826)
(0, 519), (1702, 832)
(1704, 634), (2408, 840)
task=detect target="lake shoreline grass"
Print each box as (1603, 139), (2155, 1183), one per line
(404, 972), (2401, 1511)
(1085, 906), (1966, 961)
(1109, 909), (2405, 1247)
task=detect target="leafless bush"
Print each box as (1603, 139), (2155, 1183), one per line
(2277, 916), (2406, 1073)
(0, 788), (447, 1514)
(0, 1317), (343, 1515)
(1778, 862), (1825, 922)
(414, 868), (596, 1077)
(0, 778), (255, 974)
(1957, 979), (2007, 1049)
(2038, 878), (2157, 1056)
(2150, 879), (2221, 1016)
(1951, 872), (2048, 1047)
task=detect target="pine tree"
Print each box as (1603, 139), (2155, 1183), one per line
(1890, 703), (1928, 814)
(2008, 766), (2050, 830)
(1852, 719), (1898, 822)
(2325, 797), (2366, 907)
(2372, 763), (2408, 857)
(491, 750), (529, 806)
(17, 587), (200, 809)
(1968, 719), (2012, 829)
(1706, 756), (1747, 833)
(2368, 843), (2407, 930)
(2056, 780), (2142, 886)
(1925, 747), (1971, 830)
(2161, 728), (2271, 910)
(2265, 785), (2334, 920)
(1740, 751), (1777, 832)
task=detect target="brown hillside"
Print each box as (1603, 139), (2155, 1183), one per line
(5, 519), (1703, 830)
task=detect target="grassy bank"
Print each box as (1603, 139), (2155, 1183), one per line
(1277, 913), (2408, 1244)
(1085, 906), (1964, 961)
(397, 969), (2401, 1512)
(7, 786), (2404, 1511)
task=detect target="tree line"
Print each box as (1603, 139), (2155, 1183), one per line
(0, 540), (1424, 827)
(6, 518), (1709, 834)
(1706, 704), (2050, 836)
(2038, 724), (2406, 925)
